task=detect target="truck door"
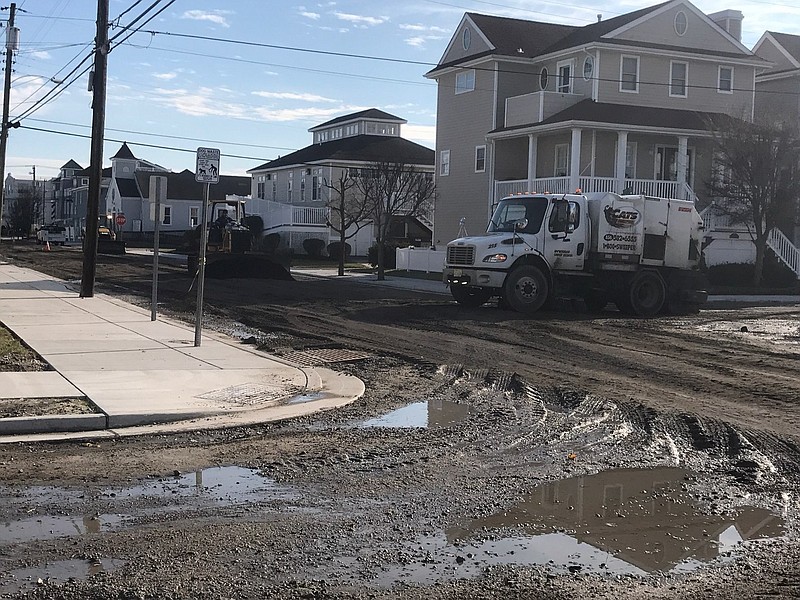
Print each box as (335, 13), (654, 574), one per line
(544, 198), (587, 271)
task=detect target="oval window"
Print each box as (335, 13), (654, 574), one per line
(583, 56), (594, 80)
(674, 11), (687, 36)
(540, 67), (549, 90)
(462, 27), (471, 50)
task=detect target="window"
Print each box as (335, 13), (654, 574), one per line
(539, 67), (549, 90)
(670, 61), (688, 97)
(288, 176), (293, 202)
(300, 176), (306, 202)
(162, 205), (172, 226)
(583, 56), (594, 80)
(674, 11), (688, 36)
(272, 180), (277, 201)
(475, 145), (486, 173)
(718, 66), (733, 93)
(462, 27), (471, 50)
(455, 69), (475, 94)
(557, 60), (573, 93)
(81, 178), (89, 186)
(440, 150), (450, 177)
(554, 144), (569, 177)
(548, 200), (580, 233)
(189, 206), (200, 228)
(620, 55), (639, 92)
(312, 168), (323, 201)
(257, 182), (265, 199)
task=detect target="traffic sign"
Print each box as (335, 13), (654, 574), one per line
(196, 147), (220, 184)
(115, 213), (126, 226)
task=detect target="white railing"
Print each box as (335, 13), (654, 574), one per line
(292, 206), (327, 226)
(395, 247), (445, 273)
(579, 176), (617, 193)
(495, 177), (699, 203)
(622, 179), (681, 199)
(768, 227), (800, 277)
(495, 179), (529, 199)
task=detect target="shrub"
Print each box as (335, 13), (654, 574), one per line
(242, 215), (264, 236)
(261, 232), (281, 253)
(368, 242), (398, 269)
(327, 241), (352, 261)
(303, 237), (326, 257)
(707, 260), (797, 288)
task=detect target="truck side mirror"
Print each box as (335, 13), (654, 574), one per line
(514, 218), (528, 231)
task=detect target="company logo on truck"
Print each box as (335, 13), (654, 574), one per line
(603, 205), (640, 229)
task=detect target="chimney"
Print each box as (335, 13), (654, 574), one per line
(708, 9), (743, 42)
(597, 14), (602, 22)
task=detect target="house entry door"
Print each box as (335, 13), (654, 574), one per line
(655, 145), (694, 186)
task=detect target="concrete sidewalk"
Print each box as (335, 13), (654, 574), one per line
(0, 262), (364, 444)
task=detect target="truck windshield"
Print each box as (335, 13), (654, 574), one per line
(487, 196), (548, 234)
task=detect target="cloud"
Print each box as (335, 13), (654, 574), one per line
(333, 12), (388, 26)
(181, 10), (232, 28)
(299, 10), (321, 20)
(399, 24), (449, 33)
(154, 72), (178, 80)
(402, 124), (436, 147)
(29, 51), (52, 60)
(252, 91), (338, 102)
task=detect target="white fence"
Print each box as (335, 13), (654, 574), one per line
(395, 247), (445, 273)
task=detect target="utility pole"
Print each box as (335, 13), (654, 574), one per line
(80, 0), (109, 298)
(0, 3), (17, 241)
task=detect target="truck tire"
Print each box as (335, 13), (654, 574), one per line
(503, 265), (549, 314)
(627, 271), (666, 317)
(450, 285), (492, 308)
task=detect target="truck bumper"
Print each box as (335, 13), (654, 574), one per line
(443, 267), (506, 288)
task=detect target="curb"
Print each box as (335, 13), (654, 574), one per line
(0, 414), (107, 436)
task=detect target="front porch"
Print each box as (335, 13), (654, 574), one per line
(495, 177), (697, 202)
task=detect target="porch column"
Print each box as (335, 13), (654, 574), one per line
(615, 131), (628, 193)
(677, 136), (688, 199)
(527, 134), (538, 192)
(487, 139), (496, 219)
(570, 128), (581, 193)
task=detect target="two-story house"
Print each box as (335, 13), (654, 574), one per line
(426, 0), (766, 246)
(247, 109), (435, 255)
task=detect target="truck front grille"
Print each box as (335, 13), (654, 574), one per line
(447, 245), (475, 266)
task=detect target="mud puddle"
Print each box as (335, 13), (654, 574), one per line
(0, 558), (124, 595)
(696, 318), (800, 348)
(360, 399), (471, 429)
(0, 467), (295, 545)
(372, 467), (785, 585)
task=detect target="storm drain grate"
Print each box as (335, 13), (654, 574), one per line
(198, 383), (295, 406)
(282, 348), (372, 366)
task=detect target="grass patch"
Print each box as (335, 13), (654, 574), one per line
(0, 325), (29, 359)
(0, 323), (47, 372)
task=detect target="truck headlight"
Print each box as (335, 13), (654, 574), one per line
(483, 253), (508, 263)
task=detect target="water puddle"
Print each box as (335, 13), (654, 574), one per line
(361, 399), (471, 429)
(0, 467), (294, 545)
(0, 558), (124, 595)
(376, 467), (784, 583)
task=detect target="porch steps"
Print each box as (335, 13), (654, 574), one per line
(767, 228), (800, 278)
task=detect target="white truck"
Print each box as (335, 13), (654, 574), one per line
(443, 192), (707, 316)
(36, 224), (67, 246)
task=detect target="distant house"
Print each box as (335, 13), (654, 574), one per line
(102, 143), (250, 238)
(247, 109), (435, 255)
(2, 174), (42, 236)
(425, 1), (767, 246)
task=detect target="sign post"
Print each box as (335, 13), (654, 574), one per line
(149, 176), (166, 322)
(194, 147), (220, 347)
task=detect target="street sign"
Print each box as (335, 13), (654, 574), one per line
(195, 147), (220, 184)
(115, 213), (126, 226)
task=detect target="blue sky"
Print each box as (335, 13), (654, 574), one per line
(4, 0), (800, 183)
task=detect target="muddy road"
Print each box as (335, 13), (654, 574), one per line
(1, 244), (799, 599)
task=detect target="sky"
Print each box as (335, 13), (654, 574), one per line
(2, 0), (800, 184)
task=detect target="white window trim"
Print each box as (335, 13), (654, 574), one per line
(440, 150), (451, 177)
(556, 59), (574, 94)
(161, 205), (172, 227)
(620, 55), (639, 94)
(625, 142), (637, 179)
(189, 206), (200, 228)
(474, 145), (486, 173)
(455, 69), (476, 94)
(554, 144), (569, 177)
(717, 65), (734, 94)
(674, 10), (688, 36)
(669, 60), (688, 98)
(582, 56), (594, 81)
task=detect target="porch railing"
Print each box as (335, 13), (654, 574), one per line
(495, 177), (694, 202)
(768, 227), (800, 277)
(292, 206), (328, 226)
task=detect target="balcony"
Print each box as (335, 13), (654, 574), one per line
(494, 178), (698, 202)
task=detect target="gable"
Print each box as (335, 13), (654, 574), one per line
(607, 1), (751, 56)
(437, 14), (493, 67)
(753, 33), (800, 72)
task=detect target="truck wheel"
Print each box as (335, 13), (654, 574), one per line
(450, 285), (492, 308)
(503, 265), (549, 314)
(627, 271), (666, 317)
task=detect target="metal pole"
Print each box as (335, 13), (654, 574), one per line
(194, 183), (210, 346)
(80, 0), (109, 298)
(0, 3), (17, 241)
(151, 185), (160, 321)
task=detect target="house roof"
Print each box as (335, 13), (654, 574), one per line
(115, 177), (141, 198)
(61, 159), (83, 170)
(310, 109), (406, 131)
(77, 166), (112, 177)
(767, 32), (800, 64)
(134, 169), (251, 201)
(491, 99), (728, 134)
(465, 13), (577, 60)
(111, 143), (137, 160)
(249, 135), (434, 172)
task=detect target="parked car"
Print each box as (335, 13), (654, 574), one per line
(36, 225), (67, 246)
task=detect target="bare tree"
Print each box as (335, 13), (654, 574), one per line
(324, 169), (372, 276)
(7, 188), (37, 240)
(356, 161), (435, 280)
(706, 115), (800, 286)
